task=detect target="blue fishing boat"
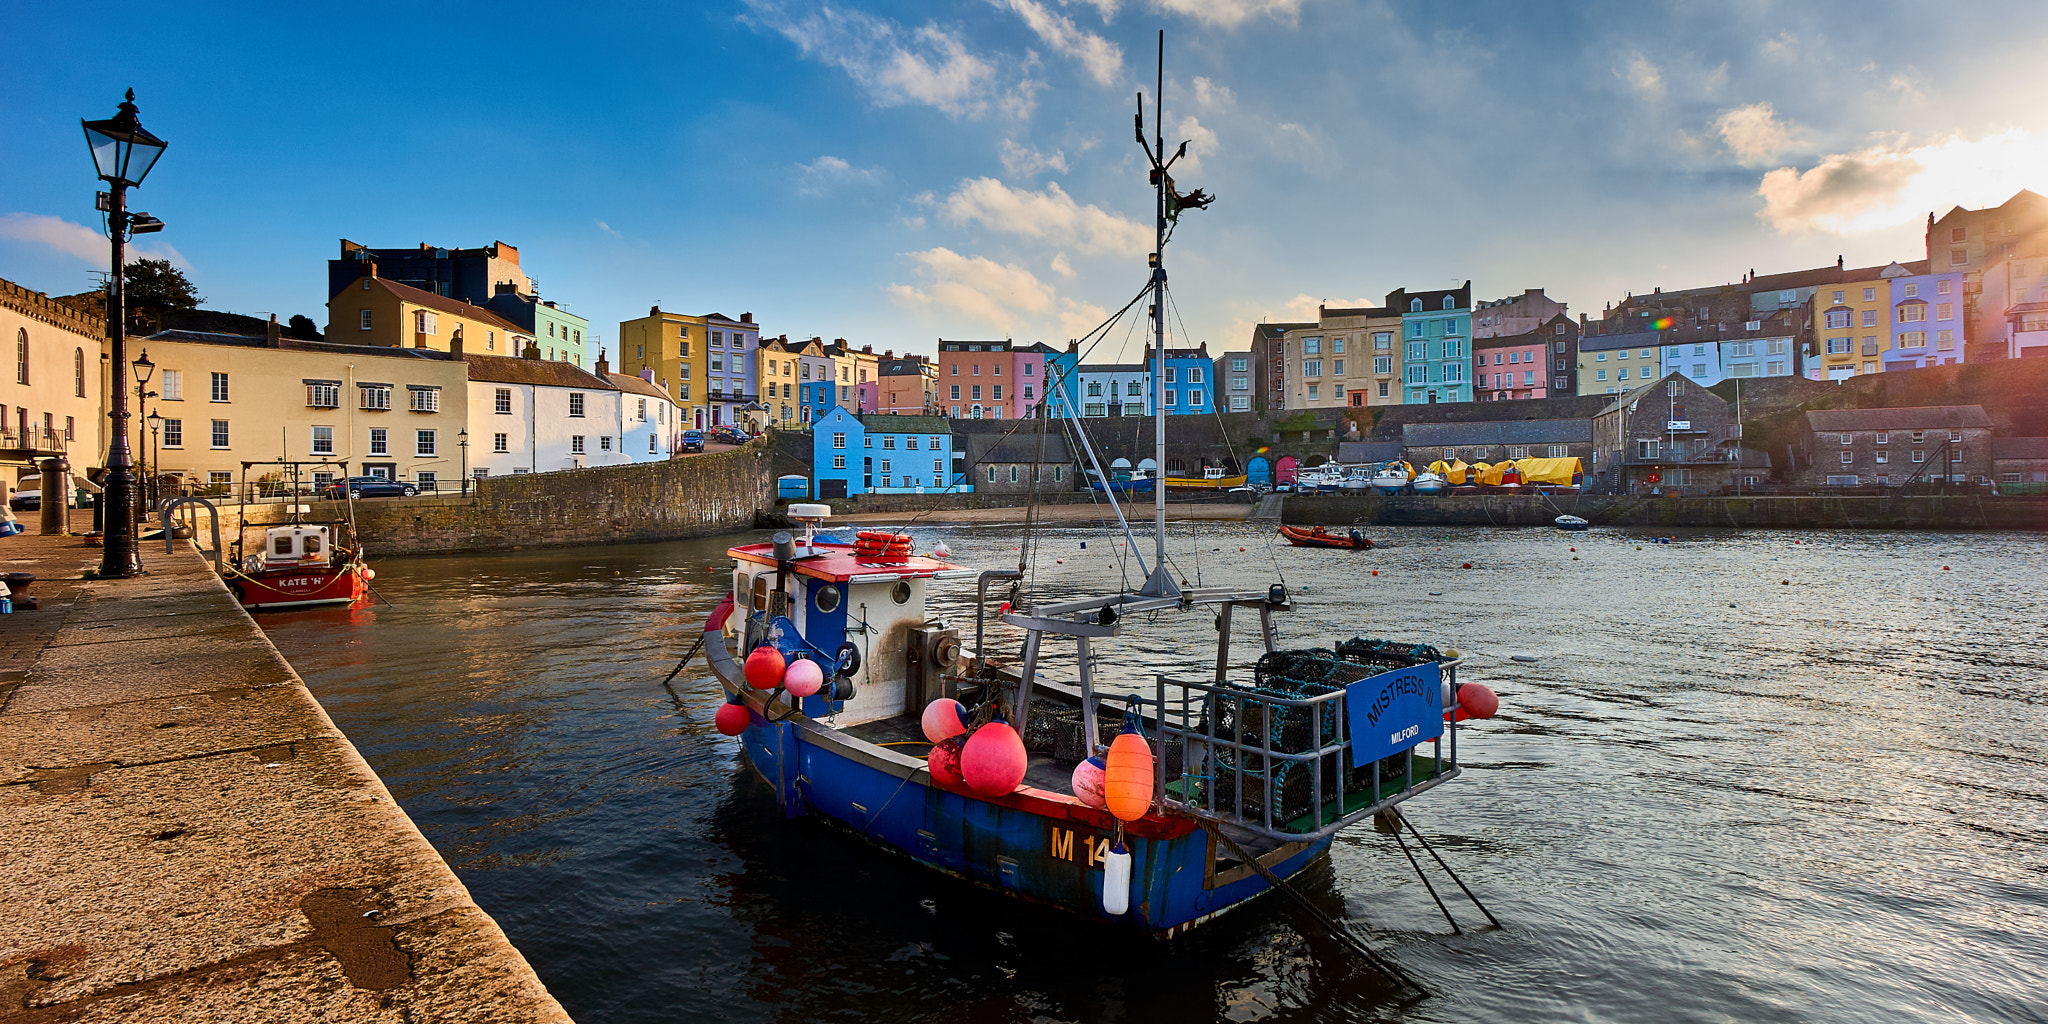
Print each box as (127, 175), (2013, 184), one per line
(696, 39), (1496, 939)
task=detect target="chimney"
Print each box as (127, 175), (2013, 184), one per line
(522, 338), (541, 360)
(1837, 255), (1844, 270)
(650, 304), (660, 317)
(359, 261), (378, 280)
(595, 349), (610, 376)
(267, 313), (282, 347)
(741, 312), (754, 324)
(450, 329), (464, 356)
(641, 368), (655, 383)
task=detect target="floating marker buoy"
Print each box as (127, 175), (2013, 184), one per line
(1240, 547), (1246, 552)
(1079, 542), (1086, 549)
(927, 736), (966, 788)
(1943, 566), (1950, 571)
(1462, 562), (1473, 569)
(1572, 556), (1579, 560)
(921, 698), (971, 743)
(1781, 579), (1790, 585)
(1428, 592), (1444, 596)
(1102, 840), (1133, 916)
(1056, 559), (1064, 564)
(1511, 655), (1538, 664)
(1070, 755), (1108, 809)
(1103, 715), (1154, 822)
(743, 646), (786, 690)
(1371, 570), (1378, 576)
(714, 694), (751, 736)
(782, 658), (824, 698)
(961, 718), (1027, 798)
(362, 568), (376, 581)
(1570, 547), (1576, 552)
(1457, 682), (1500, 719)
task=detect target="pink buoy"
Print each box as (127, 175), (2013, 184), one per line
(1457, 682), (1500, 720)
(961, 719), (1027, 798)
(927, 736), (966, 788)
(744, 646), (786, 690)
(714, 695), (751, 736)
(921, 698), (970, 743)
(1070, 755), (1108, 809)
(783, 658), (824, 698)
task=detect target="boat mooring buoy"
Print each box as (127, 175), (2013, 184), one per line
(1511, 655), (1538, 664)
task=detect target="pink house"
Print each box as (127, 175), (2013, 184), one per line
(1475, 333), (1550, 400)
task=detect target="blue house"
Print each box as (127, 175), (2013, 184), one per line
(1390, 282), (1472, 404)
(1160, 343), (1213, 415)
(811, 408), (969, 498)
(800, 379), (838, 424)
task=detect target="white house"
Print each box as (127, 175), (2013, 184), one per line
(1074, 363), (1151, 417)
(605, 366), (684, 460)
(464, 352), (637, 478)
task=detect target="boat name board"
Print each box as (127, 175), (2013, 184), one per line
(1346, 662), (1444, 767)
(1047, 824), (1111, 869)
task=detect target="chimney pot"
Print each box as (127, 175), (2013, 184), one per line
(741, 312), (753, 324)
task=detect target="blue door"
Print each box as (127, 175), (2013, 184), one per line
(1246, 456), (1271, 487)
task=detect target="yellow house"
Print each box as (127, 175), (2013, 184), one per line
(756, 335), (823, 427)
(1813, 273), (1891, 378)
(617, 306), (709, 427)
(2, 278), (106, 499)
(325, 264), (532, 358)
(136, 323), (470, 495)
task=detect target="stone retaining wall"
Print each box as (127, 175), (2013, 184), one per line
(1285, 494), (2048, 530)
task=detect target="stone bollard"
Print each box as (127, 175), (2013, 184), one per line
(38, 456), (70, 536)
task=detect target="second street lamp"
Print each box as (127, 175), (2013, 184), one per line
(132, 349), (156, 524)
(83, 89), (169, 578)
(146, 410), (164, 513)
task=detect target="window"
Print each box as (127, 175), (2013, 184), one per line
(1936, 302), (1953, 320)
(882, 435), (896, 450)
(1165, 368), (1177, 383)
(307, 383), (339, 408)
(568, 393), (585, 417)
(369, 427), (388, 455)
(1597, 352), (1607, 361)
(1937, 330), (1955, 351)
(1231, 358), (1248, 371)
(1951, 248), (1967, 266)
(831, 454), (846, 470)
(1839, 451), (1855, 464)
(1899, 305), (1926, 323)
(1637, 439), (1659, 459)
(408, 387), (440, 413)
(1304, 360), (1322, 377)
(832, 433), (847, 449)
(1692, 364), (1707, 377)
(1767, 340), (1789, 356)
(161, 418), (182, 447)
(1443, 296), (1455, 310)
(1333, 360), (1345, 375)
(161, 369), (182, 400)
(1875, 451), (1888, 464)
(1825, 310), (1852, 329)
(1307, 384), (1319, 400)
(1596, 369), (1607, 381)
(1617, 369), (1629, 380)
(1949, 431), (1962, 443)
(1546, 444), (1569, 458)
(210, 372), (230, 402)
(1832, 291), (1846, 305)
(1508, 446), (1529, 459)
(1023, 363), (1034, 376)
(1861, 309), (1878, 327)
(1230, 396), (1250, 410)
(1951, 449), (1963, 463)
(600, 436), (612, 451)
(1374, 356), (1392, 375)
(1863, 287), (1877, 302)
(1912, 450), (1927, 463)
(1826, 338), (1852, 355)
(63, 416), (73, 441)
(360, 309), (372, 331)
(992, 384), (1003, 400)
(1410, 298), (1422, 312)
(570, 435), (585, 454)
(416, 429), (436, 456)
(1304, 337), (1321, 355)
(1165, 389), (1178, 406)
(211, 419), (230, 448)
(415, 310), (437, 335)
(1406, 342), (1427, 360)
(971, 385), (982, 400)
(649, 435), (658, 453)
(1189, 368), (1203, 383)
(1938, 279), (1953, 295)
(360, 385), (392, 410)
(311, 425), (334, 455)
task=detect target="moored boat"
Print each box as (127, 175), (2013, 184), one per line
(223, 459), (374, 612)
(1411, 472), (1447, 495)
(1370, 460), (1413, 495)
(1554, 514), (1589, 531)
(1278, 524), (1373, 549)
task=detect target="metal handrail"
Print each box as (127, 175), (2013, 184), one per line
(159, 496), (222, 573)
(1153, 659), (1462, 842)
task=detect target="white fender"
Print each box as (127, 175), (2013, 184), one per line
(1102, 842), (1133, 916)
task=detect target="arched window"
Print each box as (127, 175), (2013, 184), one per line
(1443, 295), (1455, 310)
(15, 328), (26, 384)
(1166, 458), (1186, 475)
(74, 348), (86, 397)
(1409, 298), (1422, 313)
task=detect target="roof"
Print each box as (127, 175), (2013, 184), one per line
(1402, 419), (1592, 448)
(463, 353), (615, 389)
(1078, 363), (1148, 374)
(1805, 406), (1994, 431)
(1251, 322), (1312, 342)
(858, 413), (950, 434)
(967, 432), (1073, 464)
(1993, 437), (2048, 460)
(1597, 376), (1682, 417)
(605, 372), (675, 401)
(1336, 441), (1403, 463)
(367, 277), (527, 334)
(144, 329), (463, 362)
(1316, 306), (1397, 319)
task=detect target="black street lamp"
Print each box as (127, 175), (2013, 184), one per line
(458, 429), (470, 496)
(131, 349), (156, 522)
(83, 89), (168, 578)
(146, 410), (164, 512)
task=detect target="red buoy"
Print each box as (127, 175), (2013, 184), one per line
(961, 720), (1027, 798)
(920, 698), (970, 743)
(714, 695), (751, 736)
(927, 736), (966, 788)
(744, 646), (786, 689)
(1462, 562), (1474, 569)
(1070, 755), (1108, 809)
(1457, 682), (1500, 720)
(782, 658), (824, 698)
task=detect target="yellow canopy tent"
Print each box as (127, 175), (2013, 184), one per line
(1470, 461), (1506, 486)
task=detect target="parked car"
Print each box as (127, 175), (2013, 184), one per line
(680, 430), (705, 453)
(711, 426), (754, 445)
(7, 474), (90, 512)
(322, 476), (419, 500)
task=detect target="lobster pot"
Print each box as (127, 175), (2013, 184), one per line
(1021, 699), (1182, 776)
(1206, 748), (1330, 826)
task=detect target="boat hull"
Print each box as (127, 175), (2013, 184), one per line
(730, 701), (1330, 936)
(230, 565), (367, 610)
(1277, 525), (1371, 550)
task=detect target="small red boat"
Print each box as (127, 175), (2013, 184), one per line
(228, 523), (371, 610)
(1278, 524), (1373, 550)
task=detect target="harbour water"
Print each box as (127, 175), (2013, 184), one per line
(262, 523), (2048, 1023)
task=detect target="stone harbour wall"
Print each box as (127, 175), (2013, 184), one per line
(1285, 494), (2048, 531)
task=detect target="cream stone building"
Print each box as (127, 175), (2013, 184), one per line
(138, 322), (470, 494)
(2, 278), (108, 505)
(325, 263), (533, 359)
(1279, 303), (1404, 410)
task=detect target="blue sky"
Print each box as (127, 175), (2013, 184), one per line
(5, 0), (2046, 363)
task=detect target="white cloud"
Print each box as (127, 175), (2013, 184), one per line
(596, 220), (622, 238)
(936, 177), (1150, 256)
(996, 0), (1123, 87)
(0, 212), (184, 267)
(888, 246), (1107, 338)
(1716, 103), (1800, 167)
(1050, 251), (1074, 277)
(743, 2), (997, 118)
(1756, 128), (2048, 233)
(1620, 54), (1664, 99)
(1150, 0), (1301, 29)
(1761, 32), (1797, 60)
(795, 155), (884, 196)
(1191, 76), (1235, 112)
(1888, 72), (1926, 104)
(1058, 0), (1120, 16)
(999, 138), (1070, 177)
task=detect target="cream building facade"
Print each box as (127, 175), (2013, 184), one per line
(2, 279), (107, 501)
(1279, 304), (1403, 410)
(325, 264), (533, 360)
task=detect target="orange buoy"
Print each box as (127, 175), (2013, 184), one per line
(1371, 570), (1378, 576)
(1103, 715), (1154, 822)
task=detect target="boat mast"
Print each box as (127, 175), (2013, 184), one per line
(1139, 30), (1177, 599)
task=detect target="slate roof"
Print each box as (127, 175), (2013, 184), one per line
(368, 277), (527, 334)
(463, 353), (616, 389)
(858, 413), (950, 434)
(1402, 419), (1592, 448)
(1336, 441), (1403, 463)
(1993, 437), (2048, 459)
(1805, 406), (1994, 431)
(967, 432), (1073, 464)
(605, 372), (675, 401)
(144, 329), (463, 362)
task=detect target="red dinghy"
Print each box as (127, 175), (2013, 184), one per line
(1278, 525), (1373, 549)
(228, 523), (371, 610)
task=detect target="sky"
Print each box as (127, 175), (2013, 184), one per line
(4, 0), (2047, 366)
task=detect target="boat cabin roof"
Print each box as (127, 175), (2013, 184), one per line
(729, 541), (970, 584)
